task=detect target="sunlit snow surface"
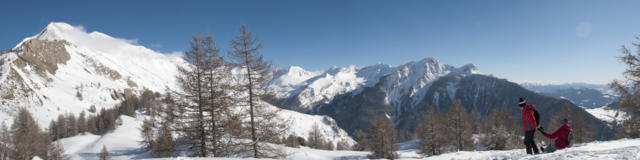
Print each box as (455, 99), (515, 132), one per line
(60, 114), (640, 160)
(60, 106), (355, 160)
(585, 106), (628, 124)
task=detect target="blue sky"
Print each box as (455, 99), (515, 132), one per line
(1, 0), (639, 84)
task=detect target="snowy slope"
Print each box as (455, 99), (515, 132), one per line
(0, 22), (185, 127)
(1, 23), (356, 157)
(424, 139), (640, 160)
(59, 115), (147, 160)
(275, 105), (356, 146)
(242, 101), (357, 147)
(60, 108), (355, 160)
(63, 119), (640, 160)
(585, 106), (628, 125)
(158, 139), (640, 160)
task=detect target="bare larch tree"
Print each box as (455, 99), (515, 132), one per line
(227, 25), (285, 158)
(416, 104), (445, 156)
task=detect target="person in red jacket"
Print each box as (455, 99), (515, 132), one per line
(539, 118), (573, 153)
(520, 97), (541, 154)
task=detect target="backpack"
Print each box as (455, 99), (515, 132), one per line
(566, 130), (573, 147)
(533, 109), (540, 125)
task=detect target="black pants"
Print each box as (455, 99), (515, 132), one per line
(524, 130), (539, 154)
(543, 142), (558, 153)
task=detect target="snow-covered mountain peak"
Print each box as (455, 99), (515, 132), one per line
(416, 57), (439, 64)
(35, 22), (77, 40)
(379, 57), (477, 114)
(274, 66), (318, 82)
(28, 22), (174, 62)
(271, 66), (321, 98)
(356, 63), (393, 86)
(0, 22), (185, 127)
(461, 63), (478, 72)
(36, 22), (113, 43)
(270, 57), (479, 113)
(287, 65), (309, 73)
(451, 63), (479, 75)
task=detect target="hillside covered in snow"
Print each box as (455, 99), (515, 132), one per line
(0, 22), (355, 151)
(0, 22), (185, 127)
(59, 108), (354, 160)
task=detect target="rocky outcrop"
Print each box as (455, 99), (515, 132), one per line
(14, 39), (70, 78)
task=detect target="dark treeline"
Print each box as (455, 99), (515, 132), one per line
(0, 89), (158, 160)
(0, 108), (68, 160)
(48, 89), (157, 141)
(349, 98), (600, 159)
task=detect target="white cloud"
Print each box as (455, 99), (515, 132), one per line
(123, 38), (139, 45)
(150, 43), (163, 48)
(167, 51), (184, 58)
(40, 22), (152, 56)
(74, 25), (86, 32)
(576, 21), (592, 38)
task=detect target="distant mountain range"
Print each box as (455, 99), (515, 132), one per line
(270, 59), (615, 141)
(521, 82), (617, 109)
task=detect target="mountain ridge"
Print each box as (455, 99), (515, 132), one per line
(269, 57), (479, 113)
(271, 58), (613, 141)
(0, 22), (185, 127)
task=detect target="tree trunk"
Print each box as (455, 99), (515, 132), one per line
(243, 40), (258, 158)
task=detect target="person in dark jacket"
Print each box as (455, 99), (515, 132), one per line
(520, 97), (541, 154)
(539, 118), (573, 153)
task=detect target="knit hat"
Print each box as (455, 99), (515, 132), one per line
(519, 97), (526, 107)
(561, 118), (569, 124)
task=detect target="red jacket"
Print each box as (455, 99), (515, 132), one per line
(543, 124), (573, 149)
(521, 104), (537, 131)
